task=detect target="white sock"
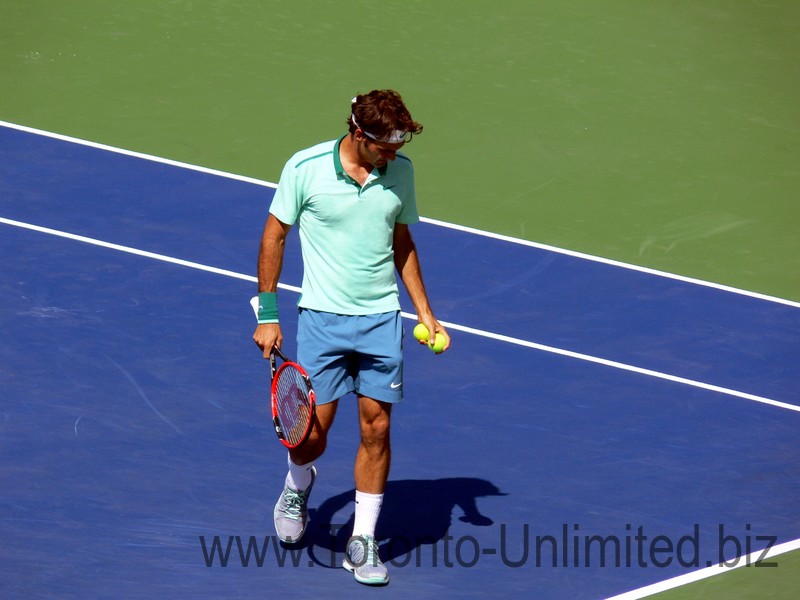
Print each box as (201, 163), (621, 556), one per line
(352, 490), (383, 539)
(285, 453), (315, 491)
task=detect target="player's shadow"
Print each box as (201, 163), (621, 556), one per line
(305, 477), (505, 567)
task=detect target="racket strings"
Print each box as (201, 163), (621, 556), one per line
(274, 367), (312, 446)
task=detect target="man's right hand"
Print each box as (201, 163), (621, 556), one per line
(253, 323), (283, 358)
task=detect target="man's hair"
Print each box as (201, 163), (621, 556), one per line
(347, 89), (423, 141)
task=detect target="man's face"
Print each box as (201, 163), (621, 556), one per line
(356, 131), (405, 168)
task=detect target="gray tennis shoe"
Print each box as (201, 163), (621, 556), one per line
(343, 535), (389, 585)
(273, 467), (316, 543)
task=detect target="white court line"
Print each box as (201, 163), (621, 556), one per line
(4, 121), (796, 600)
(2, 119), (799, 310)
(418, 217), (800, 310)
(2, 216), (799, 414)
(605, 537), (800, 599)
(0, 120), (277, 190)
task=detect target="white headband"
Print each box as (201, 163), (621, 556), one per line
(350, 97), (409, 144)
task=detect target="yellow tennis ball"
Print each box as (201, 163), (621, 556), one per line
(413, 323), (430, 342)
(429, 332), (446, 354)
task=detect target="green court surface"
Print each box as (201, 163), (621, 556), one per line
(2, 2), (798, 598)
(2, 1), (798, 302)
(652, 549), (800, 600)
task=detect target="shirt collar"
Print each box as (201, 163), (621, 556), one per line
(333, 135), (388, 183)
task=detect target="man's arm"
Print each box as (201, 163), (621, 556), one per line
(393, 223), (450, 351)
(253, 214), (292, 358)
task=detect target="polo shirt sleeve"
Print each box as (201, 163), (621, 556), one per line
(269, 158), (302, 225)
(395, 159), (420, 225)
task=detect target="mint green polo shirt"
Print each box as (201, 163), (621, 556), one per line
(269, 136), (420, 315)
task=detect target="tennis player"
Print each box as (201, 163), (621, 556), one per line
(253, 89), (449, 585)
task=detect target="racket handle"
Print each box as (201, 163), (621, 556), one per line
(269, 345), (289, 379)
(271, 345), (290, 362)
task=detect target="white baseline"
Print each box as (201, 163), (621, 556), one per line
(604, 537), (800, 599)
(1, 119), (798, 310)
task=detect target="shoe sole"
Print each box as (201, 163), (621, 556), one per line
(342, 558), (390, 586)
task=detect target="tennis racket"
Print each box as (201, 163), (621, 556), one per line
(249, 296), (316, 447)
(269, 345), (316, 448)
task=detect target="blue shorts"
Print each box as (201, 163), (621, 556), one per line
(297, 309), (404, 405)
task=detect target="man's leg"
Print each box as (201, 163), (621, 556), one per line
(354, 395), (392, 494)
(274, 400), (338, 543)
(343, 395), (392, 585)
(291, 399), (339, 466)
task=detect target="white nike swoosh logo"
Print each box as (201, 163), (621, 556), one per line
(390, 382), (402, 389)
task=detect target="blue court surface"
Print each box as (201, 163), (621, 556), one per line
(2, 123), (799, 599)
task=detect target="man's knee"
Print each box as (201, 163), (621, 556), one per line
(358, 398), (392, 446)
